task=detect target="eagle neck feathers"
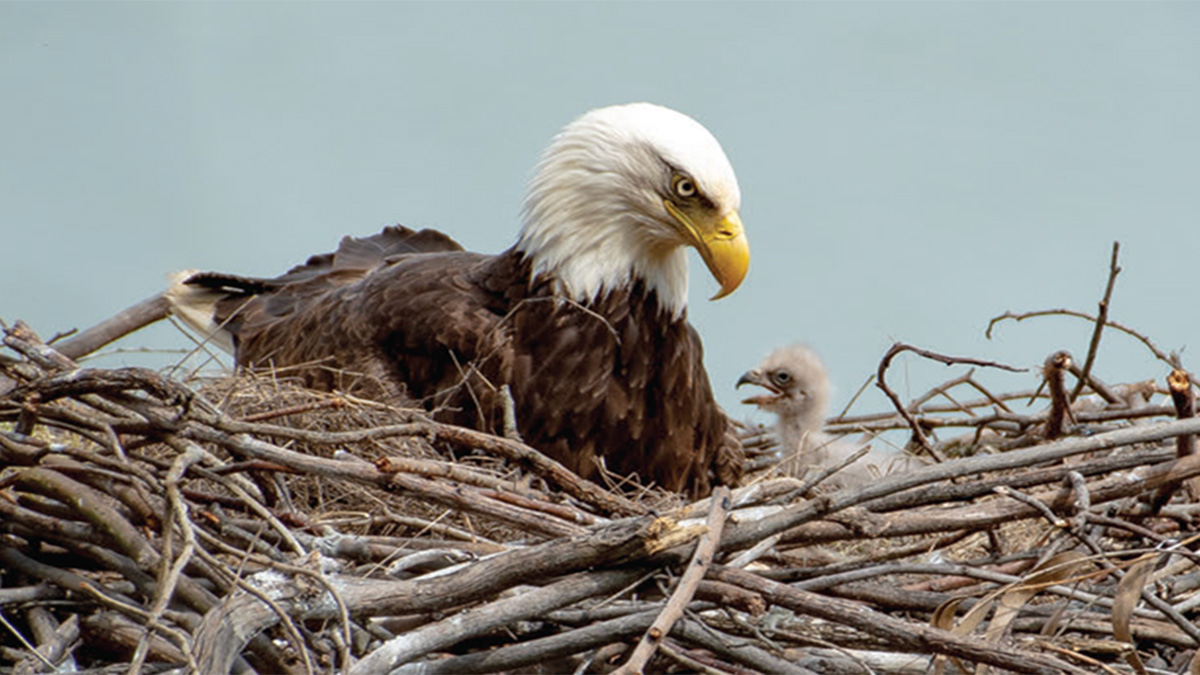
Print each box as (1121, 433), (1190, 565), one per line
(513, 212), (690, 321)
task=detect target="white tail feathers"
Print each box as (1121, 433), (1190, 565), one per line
(164, 270), (236, 354)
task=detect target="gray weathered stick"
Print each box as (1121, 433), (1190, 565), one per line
(613, 486), (730, 674)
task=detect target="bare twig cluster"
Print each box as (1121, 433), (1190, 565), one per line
(3, 283), (1200, 674)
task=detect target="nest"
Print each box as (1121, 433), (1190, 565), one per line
(3, 258), (1200, 673)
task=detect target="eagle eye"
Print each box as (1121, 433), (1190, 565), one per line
(770, 370), (792, 387)
(672, 174), (697, 199)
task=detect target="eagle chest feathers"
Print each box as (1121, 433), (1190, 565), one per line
(168, 102), (748, 498)
(497, 272), (724, 496)
(362, 251), (728, 496)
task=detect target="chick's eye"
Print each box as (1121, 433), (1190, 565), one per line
(770, 370), (791, 386)
(673, 175), (697, 198)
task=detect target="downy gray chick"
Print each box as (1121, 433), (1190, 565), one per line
(738, 344), (921, 489)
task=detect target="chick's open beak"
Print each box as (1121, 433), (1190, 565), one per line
(737, 369), (782, 406)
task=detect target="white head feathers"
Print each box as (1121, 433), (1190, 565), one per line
(517, 103), (742, 318)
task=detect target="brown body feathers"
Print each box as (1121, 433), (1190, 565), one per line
(181, 226), (742, 497)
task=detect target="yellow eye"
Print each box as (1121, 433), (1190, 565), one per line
(673, 175), (697, 198)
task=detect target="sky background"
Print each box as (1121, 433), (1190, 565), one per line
(3, 2), (1199, 429)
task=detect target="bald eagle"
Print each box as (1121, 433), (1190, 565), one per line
(737, 344), (922, 489)
(169, 103), (748, 498)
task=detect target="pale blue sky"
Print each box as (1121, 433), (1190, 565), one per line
(3, 2), (1199, 422)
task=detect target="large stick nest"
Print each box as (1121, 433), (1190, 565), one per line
(3, 257), (1200, 673)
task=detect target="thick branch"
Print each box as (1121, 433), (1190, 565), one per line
(53, 294), (173, 361)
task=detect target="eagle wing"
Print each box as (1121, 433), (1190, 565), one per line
(182, 226), (490, 399)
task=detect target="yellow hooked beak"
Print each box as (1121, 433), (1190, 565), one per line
(665, 202), (750, 300)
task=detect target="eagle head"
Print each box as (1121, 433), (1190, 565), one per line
(517, 103), (749, 317)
